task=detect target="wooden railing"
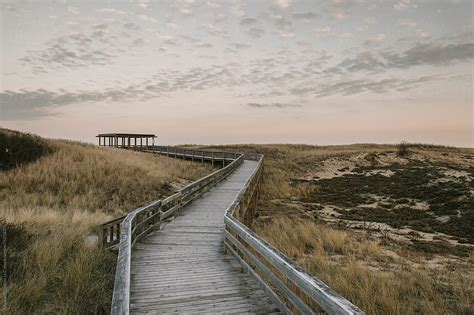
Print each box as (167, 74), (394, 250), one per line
(97, 146), (241, 249)
(99, 145), (364, 315)
(101, 146), (244, 314)
(224, 155), (364, 315)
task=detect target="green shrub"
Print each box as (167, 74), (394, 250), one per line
(0, 129), (53, 171)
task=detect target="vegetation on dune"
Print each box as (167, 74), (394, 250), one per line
(0, 128), (53, 171)
(0, 130), (213, 313)
(255, 217), (473, 315)
(202, 143), (474, 314)
(2, 134), (472, 314)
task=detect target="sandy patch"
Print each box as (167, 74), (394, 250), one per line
(436, 215), (451, 223)
(393, 199), (430, 211)
(377, 152), (409, 166)
(364, 169), (396, 177)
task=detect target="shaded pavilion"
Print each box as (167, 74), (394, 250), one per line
(97, 133), (156, 148)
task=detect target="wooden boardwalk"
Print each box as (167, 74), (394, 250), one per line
(130, 160), (279, 314)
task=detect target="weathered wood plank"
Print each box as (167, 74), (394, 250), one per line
(130, 160), (276, 314)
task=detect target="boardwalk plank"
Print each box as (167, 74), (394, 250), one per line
(130, 160), (276, 314)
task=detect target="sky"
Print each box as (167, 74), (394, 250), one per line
(0, 0), (473, 147)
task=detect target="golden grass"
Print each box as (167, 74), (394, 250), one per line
(201, 144), (397, 199)
(255, 217), (473, 315)
(1, 139), (213, 217)
(201, 143), (473, 314)
(0, 136), (213, 313)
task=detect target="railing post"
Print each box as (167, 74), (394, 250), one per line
(97, 226), (104, 248)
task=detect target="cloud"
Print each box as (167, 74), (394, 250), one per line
(393, 0), (417, 11)
(364, 33), (386, 46)
(67, 6), (80, 15)
(206, 1), (221, 9)
(290, 75), (441, 98)
(179, 8), (193, 15)
(292, 12), (318, 21)
(339, 40), (474, 73)
(399, 19), (417, 28)
(0, 89), (121, 120)
(137, 14), (157, 23)
(203, 23), (223, 35)
(272, 15), (295, 38)
(160, 35), (177, 45)
(19, 31), (117, 71)
(384, 41), (474, 68)
(240, 17), (258, 26)
(195, 42), (213, 48)
(274, 0), (291, 9)
(97, 8), (126, 15)
(123, 22), (141, 30)
(314, 26), (332, 37)
(246, 27), (265, 38)
(416, 30), (430, 39)
(247, 102), (301, 108)
(323, 0), (354, 20)
(231, 43), (251, 49)
(133, 38), (145, 46)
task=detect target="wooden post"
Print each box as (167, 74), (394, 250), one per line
(97, 226), (104, 248)
(146, 137), (148, 149)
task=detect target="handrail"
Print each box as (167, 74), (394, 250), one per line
(99, 145), (364, 314)
(103, 146), (244, 314)
(223, 155), (365, 315)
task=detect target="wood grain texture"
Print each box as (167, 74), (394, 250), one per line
(130, 160), (278, 314)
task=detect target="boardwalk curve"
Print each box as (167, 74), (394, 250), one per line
(130, 160), (278, 313)
(97, 143), (365, 315)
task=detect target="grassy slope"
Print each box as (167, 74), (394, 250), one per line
(201, 143), (473, 314)
(0, 130), (213, 313)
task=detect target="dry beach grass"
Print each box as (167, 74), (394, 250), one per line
(0, 129), (213, 313)
(201, 143), (474, 314)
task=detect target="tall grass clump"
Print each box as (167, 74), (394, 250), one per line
(397, 141), (410, 157)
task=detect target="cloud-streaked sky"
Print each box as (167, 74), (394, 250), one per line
(1, 0), (472, 146)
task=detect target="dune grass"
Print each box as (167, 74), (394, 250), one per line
(0, 131), (213, 313)
(255, 217), (473, 315)
(201, 143), (473, 314)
